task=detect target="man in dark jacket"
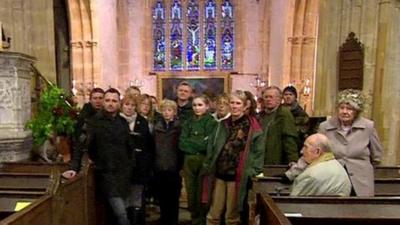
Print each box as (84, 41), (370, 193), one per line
(259, 86), (299, 165)
(63, 88), (134, 225)
(175, 81), (194, 123)
(282, 86), (310, 153)
(71, 87), (104, 166)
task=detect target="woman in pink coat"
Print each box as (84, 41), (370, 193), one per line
(318, 89), (382, 196)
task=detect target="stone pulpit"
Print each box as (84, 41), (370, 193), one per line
(0, 51), (35, 162)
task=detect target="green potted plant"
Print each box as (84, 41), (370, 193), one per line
(27, 86), (78, 162)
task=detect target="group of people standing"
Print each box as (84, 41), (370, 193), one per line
(62, 80), (382, 225)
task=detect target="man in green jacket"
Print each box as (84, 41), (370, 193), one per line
(259, 86), (299, 165)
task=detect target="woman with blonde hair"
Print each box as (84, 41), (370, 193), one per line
(120, 94), (154, 224)
(203, 90), (265, 225)
(137, 94), (157, 133)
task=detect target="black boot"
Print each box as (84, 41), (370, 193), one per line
(137, 207), (146, 225)
(127, 207), (139, 225)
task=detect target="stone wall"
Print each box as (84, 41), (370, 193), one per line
(314, 0), (400, 165)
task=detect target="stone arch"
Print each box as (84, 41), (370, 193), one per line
(283, 0), (319, 114)
(66, 0), (100, 104)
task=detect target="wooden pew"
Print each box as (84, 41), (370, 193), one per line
(0, 162), (69, 174)
(0, 171), (54, 220)
(269, 195), (400, 225)
(0, 163), (96, 225)
(0, 171), (58, 224)
(253, 166), (400, 225)
(0, 192), (43, 218)
(252, 176), (400, 196)
(263, 165), (400, 179)
(256, 193), (292, 225)
(262, 165), (288, 177)
(248, 175), (400, 225)
(0, 172), (53, 194)
(0, 195), (53, 225)
(374, 166), (400, 178)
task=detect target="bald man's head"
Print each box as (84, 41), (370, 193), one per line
(309, 134), (332, 153)
(302, 133), (332, 163)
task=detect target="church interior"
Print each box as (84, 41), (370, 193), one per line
(2, 0), (398, 163)
(0, 0), (400, 224)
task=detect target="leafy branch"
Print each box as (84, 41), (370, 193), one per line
(27, 86), (78, 146)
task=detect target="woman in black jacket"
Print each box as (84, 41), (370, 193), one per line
(120, 94), (154, 225)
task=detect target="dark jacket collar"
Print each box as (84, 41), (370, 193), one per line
(80, 103), (98, 116)
(95, 110), (120, 121)
(177, 99), (192, 109)
(155, 118), (179, 131)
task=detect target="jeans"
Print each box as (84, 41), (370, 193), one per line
(107, 197), (130, 225)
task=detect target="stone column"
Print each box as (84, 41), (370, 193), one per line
(0, 51), (35, 162)
(372, 0), (400, 165)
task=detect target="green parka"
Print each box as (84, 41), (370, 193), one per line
(259, 105), (299, 164)
(179, 113), (217, 155)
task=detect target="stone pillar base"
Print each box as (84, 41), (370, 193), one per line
(0, 51), (35, 162)
(0, 131), (32, 162)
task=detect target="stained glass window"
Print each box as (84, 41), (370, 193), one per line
(152, 0), (234, 72)
(170, 0), (183, 70)
(152, 0), (166, 71)
(186, 0), (200, 70)
(204, 0), (216, 70)
(221, 0), (234, 70)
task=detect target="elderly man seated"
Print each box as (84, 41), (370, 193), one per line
(290, 134), (352, 196)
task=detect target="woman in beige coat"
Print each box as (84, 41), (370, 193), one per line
(318, 89), (382, 196)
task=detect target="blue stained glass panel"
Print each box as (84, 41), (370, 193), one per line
(221, 0), (234, 70)
(204, 0), (216, 70)
(152, 0), (166, 71)
(186, 0), (200, 70)
(170, 0), (183, 70)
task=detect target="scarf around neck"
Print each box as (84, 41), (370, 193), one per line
(119, 112), (137, 131)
